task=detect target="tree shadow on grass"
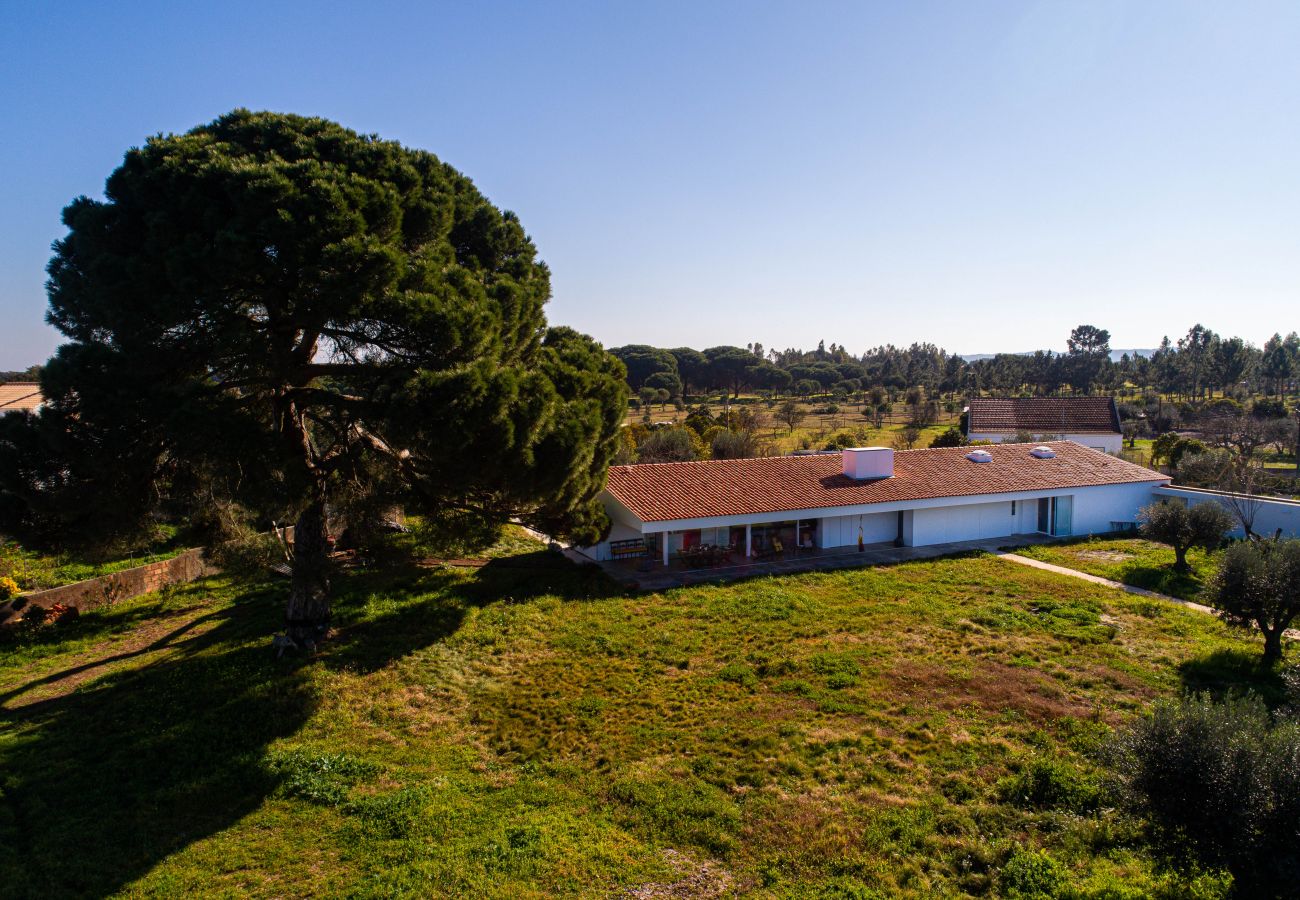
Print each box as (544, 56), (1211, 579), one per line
(0, 580), (221, 666)
(1178, 647), (1286, 706)
(1116, 561), (1204, 601)
(319, 550), (624, 675)
(0, 548), (621, 897)
(0, 582), (317, 898)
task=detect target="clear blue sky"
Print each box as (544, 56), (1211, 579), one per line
(2, 1), (1298, 369)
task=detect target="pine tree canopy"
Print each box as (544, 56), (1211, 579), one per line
(5, 110), (627, 634)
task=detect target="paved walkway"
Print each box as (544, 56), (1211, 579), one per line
(993, 552), (1216, 614)
(995, 551), (1300, 640)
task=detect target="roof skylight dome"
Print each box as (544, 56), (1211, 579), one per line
(965, 449), (993, 463)
(1030, 446), (1057, 459)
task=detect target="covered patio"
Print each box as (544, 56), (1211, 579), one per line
(569, 531), (1065, 592)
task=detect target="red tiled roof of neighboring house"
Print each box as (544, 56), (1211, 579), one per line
(605, 441), (1165, 524)
(967, 397), (1121, 435)
(0, 382), (43, 413)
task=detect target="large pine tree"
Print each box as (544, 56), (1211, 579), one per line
(8, 110), (626, 643)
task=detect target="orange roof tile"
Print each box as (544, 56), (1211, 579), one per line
(0, 382), (43, 413)
(606, 441), (1165, 523)
(967, 397), (1120, 435)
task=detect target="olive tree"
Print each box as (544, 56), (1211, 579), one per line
(1138, 500), (1234, 573)
(1211, 539), (1300, 662)
(7, 111), (626, 645)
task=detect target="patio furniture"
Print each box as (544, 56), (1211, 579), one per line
(610, 538), (650, 561)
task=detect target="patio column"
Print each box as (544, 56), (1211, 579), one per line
(745, 524), (752, 558)
(662, 531), (670, 566)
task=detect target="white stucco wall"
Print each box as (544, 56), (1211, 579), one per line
(819, 511), (898, 548)
(968, 431), (1123, 454)
(911, 500), (1019, 545)
(1070, 481), (1164, 535)
(1154, 486), (1300, 540)
(898, 482), (1162, 547)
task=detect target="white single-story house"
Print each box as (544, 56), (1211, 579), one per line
(580, 441), (1170, 565)
(966, 397), (1123, 454)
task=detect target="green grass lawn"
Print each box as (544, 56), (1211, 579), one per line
(0, 534), (1278, 898)
(0, 528), (188, 592)
(1011, 537), (1217, 603)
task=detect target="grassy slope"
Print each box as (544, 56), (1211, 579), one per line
(0, 528), (188, 592)
(1011, 537), (1217, 602)
(0, 537), (1279, 898)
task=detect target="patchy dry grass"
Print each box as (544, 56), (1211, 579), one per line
(1012, 536), (1218, 602)
(0, 535), (1264, 897)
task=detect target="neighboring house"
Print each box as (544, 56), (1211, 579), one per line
(966, 397), (1123, 454)
(580, 441), (1168, 564)
(0, 382), (43, 414)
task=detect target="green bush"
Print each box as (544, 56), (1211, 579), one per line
(998, 756), (1101, 813)
(718, 663), (758, 689)
(1000, 848), (1066, 898)
(1108, 693), (1300, 895)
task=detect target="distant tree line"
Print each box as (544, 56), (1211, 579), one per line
(0, 366), (42, 383)
(611, 324), (1300, 404)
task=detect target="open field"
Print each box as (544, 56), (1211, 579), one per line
(629, 396), (964, 454)
(0, 535), (1279, 898)
(1010, 536), (1218, 603)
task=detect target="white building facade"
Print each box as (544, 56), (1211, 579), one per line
(581, 442), (1170, 565)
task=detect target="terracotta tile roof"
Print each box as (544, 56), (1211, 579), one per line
(967, 397), (1120, 435)
(606, 441), (1165, 524)
(0, 382), (43, 413)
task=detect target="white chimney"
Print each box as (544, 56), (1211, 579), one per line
(841, 447), (894, 480)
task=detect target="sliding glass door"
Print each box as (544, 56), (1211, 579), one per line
(1036, 497), (1073, 537)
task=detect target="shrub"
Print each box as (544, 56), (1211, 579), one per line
(718, 663), (758, 689)
(1107, 693), (1300, 896)
(929, 426), (967, 448)
(710, 428), (762, 460)
(637, 427), (700, 463)
(997, 755), (1101, 813)
(999, 848), (1066, 899)
(0, 575), (19, 600)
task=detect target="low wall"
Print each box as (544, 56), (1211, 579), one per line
(1153, 486), (1300, 539)
(0, 548), (215, 626)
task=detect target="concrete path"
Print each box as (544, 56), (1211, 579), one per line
(993, 551), (1217, 615)
(997, 551), (1300, 641)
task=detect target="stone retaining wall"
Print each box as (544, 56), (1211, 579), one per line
(0, 549), (215, 626)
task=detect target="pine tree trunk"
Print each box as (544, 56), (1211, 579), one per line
(286, 492), (331, 647)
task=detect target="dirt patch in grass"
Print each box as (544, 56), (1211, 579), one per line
(1077, 550), (1133, 562)
(626, 848), (734, 899)
(886, 659), (1095, 722)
